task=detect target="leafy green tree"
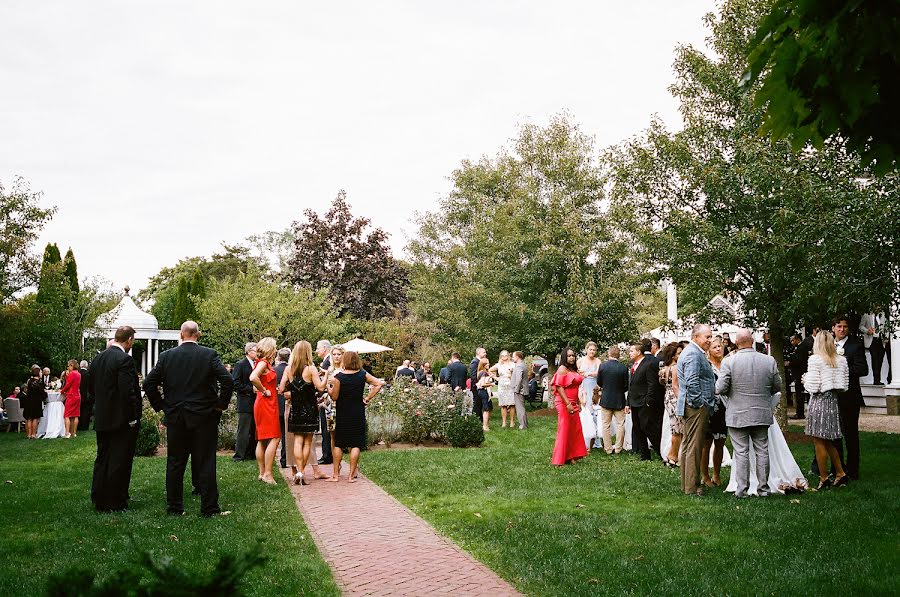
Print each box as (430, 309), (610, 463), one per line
(195, 273), (352, 364)
(63, 248), (79, 295)
(745, 0), (899, 173)
(0, 177), (56, 304)
(37, 242), (63, 304)
(139, 245), (266, 329)
(288, 191), (409, 321)
(172, 277), (192, 327)
(608, 0), (900, 424)
(408, 115), (643, 361)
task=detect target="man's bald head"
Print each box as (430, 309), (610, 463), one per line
(180, 320), (201, 340)
(735, 328), (754, 348)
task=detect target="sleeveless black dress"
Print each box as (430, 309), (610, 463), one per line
(22, 377), (46, 419)
(333, 370), (367, 450)
(287, 376), (319, 434)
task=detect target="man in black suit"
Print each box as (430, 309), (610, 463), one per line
(831, 316), (868, 480)
(315, 339), (333, 465)
(597, 345), (629, 454)
(144, 321), (233, 516)
(89, 326), (141, 512)
(232, 342), (257, 461)
(469, 348), (486, 418)
(77, 360), (93, 431)
(274, 348), (290, 469)
(627, 342), (663, 461)
(789, 331), (815, 419)
(446, 352), (468, 392)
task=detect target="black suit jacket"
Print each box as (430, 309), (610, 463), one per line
(79, 367), (91, 400)
(143, 342), (234, 428)
(469, 358), (480, 388)
(232, 357), (256, 413)
(597, 359), (629, 410)
(274, 362), (288, 418)
(90, 346), (141, 432)
(447, 361), (468, 391)
(842, 336), (868, 406)
(628, 355), (661, 409)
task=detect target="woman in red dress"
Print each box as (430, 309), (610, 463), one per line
(551, 347), (588, 466)
(61, 359), (81, 438)
(250, 337), (281, 484)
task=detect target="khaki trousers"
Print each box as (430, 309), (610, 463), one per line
(681, 405), (709, 494)
(600, 407), (626, 454)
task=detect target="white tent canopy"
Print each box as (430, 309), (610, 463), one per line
(340, 338), (393, 354)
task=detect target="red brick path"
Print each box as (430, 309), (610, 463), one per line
(281, 465), (521, 596)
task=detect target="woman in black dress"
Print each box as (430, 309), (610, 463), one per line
(278, 340), (329, 485)
(327, 350), (384, 483)
(22, 365), (46, 439)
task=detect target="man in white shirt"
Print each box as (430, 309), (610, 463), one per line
(859, 312), (889, 385)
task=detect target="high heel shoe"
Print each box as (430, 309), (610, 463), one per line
(833, 475), (849, 488)
(293, 472), (303, 485)
(816, 477), (833, 491)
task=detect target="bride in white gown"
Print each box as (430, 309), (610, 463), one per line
(725, 394), (808, 495)
(661, 408), (732, 468)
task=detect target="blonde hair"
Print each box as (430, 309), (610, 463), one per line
(585, 341), (598, 352)
(813, 330), (838, 367)
(707, 336), (723, 357)
(477, 357), (490, 374)
(256, 337), (277, 362)
(287, 340), (313, 381)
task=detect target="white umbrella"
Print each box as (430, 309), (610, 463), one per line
(340, 338), (393, 354)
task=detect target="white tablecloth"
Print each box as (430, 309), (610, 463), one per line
(38, 392), (66, 439)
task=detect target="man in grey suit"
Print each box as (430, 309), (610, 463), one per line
(715, 329), (781, 498)
(510, 351), (529, 429)
(677, 324), (716, 496)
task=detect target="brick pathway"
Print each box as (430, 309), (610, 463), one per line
(281, 465), (521, 597)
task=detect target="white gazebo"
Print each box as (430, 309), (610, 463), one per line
(84, 287), (180, 376)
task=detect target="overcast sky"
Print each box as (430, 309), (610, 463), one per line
(1, 1), (715, 292)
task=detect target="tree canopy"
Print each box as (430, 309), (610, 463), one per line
(0, 177), (56, 304)
(745, 0), (900, 173)
(288, 191), (409, 321)
(408, 115), (643, 358)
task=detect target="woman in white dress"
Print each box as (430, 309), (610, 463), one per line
(490, 351), (516, 428)
(577, 342), (601, 451)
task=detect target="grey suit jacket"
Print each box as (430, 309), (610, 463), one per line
(510, 362), (528, 396)
(715, 348), (781, 428)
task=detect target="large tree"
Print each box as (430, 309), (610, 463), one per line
(408, 115), (644, 360)
(288, 191), (409, 320)
(0, 177), (56, 304)
(608, 0), (900, 423)
(745, 0), (899, 173)
(195, 273), (351, 364)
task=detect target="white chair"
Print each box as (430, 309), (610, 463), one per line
(4, 398), (24, 433)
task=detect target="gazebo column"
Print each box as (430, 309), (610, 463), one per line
(886, 303), (900, 415)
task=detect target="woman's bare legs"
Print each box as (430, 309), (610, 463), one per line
(329, 446), (343, 481)
(667, 433), (682, 463)
(712, 438), (725, 486)
(348, 448), (361, 482)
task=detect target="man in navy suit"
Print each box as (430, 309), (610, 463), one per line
(627, 342), (663, 461)
(144, 321), (234, 516)
(446, 352), (469, 392)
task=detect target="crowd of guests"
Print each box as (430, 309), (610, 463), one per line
(3, 361), (92, 438)
(550, 315), (870, 496)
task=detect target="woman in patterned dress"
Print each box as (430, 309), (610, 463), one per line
(703, 336), (727, 487)
(279, 340), (330, 485)
(660, 341), (686, 466)
(804, 331), (850, 489)
(490, 351), (515, 428)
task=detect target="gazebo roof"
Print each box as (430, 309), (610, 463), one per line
(89, 287), (180, 340)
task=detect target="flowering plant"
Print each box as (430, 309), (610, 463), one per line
(367, 377), (468, 446)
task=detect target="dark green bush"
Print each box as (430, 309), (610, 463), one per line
(136, 405), (161, 457)
(217, 404), (238, 451)
(447, 415), (484, 448)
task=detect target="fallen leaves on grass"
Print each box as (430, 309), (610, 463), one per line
(474, 512), (482, 518)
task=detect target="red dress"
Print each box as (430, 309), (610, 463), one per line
(253, 362), (281, 441)
(551, 368), (587, 466)
(62, 370), (81, 418)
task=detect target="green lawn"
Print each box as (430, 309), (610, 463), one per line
(362, 414), (900, 596)
(0, 431), (338, 596)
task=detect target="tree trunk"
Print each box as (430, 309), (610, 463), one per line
(769, 320), (788, 430)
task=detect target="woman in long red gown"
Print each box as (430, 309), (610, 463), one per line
(250, 337), (281, 484)
(551, 347), (588, 466)
(61, 360), (81, 438)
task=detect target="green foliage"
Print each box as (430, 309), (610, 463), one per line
(746, 0), (899, 173)
(36, 242), (63, 304)
(446, 415), (485, 448)
(136, 405), (162, 456)
(608, 0), (900, 426)
(172, 276), (193, 326)
(139, 244), (268, 329)
(368, 378), (468, 445)
(408, 114), (642, 359)
(63, 247), (79, 294)
(46, 547), (266, 597)
(288, 190), (409, 320)
(0, 177), (56, 304)
(217, 404), (239, 451)
(195, 272), (351, 364)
